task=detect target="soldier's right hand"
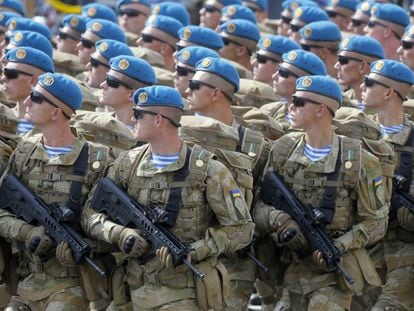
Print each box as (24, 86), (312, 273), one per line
(398, 207), (414, 231)
(20, 224), (54, 256)
(270, 211), (307, 251)
(118, 228), (150, 257)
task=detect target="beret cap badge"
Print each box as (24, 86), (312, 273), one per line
(119, 59), (129, 70)
(370, 6), (378, 15)
(287, 51), (297, 61)
(9, 19), (16, 30)
(183, 28), (191, 39)
(361, 2), (370, 11)
(302, 77), (312, 87)
(201, 58), (212, 68)
(70, 17), (79, 27)
(262, 38), (271, 48)
(14, 31), (23, 42)
(228, 6), (236, 15)
(92, 22), (102, 32)
(375, 60), (384, 71)
(153, 5), (160, 14)
(304, 27), (312, 38)
(139, 92), (148, 103)
(227, 22), (236, 33)
(182, 50), (190, 61)
(43, 75), (54, 86)
(15, 49), (26, 59)
(87, 7), (97, 16)
(98, 42), (108, 52)
(341, 38), (349, 48)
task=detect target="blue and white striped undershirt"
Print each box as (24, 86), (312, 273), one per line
(17, 119), (34, 135)
(380, 123), (404, 135)
(356, 101), (365, 111)
(285, 112), (292, 123)
(151, 153), (179, 170)
(304, 143), (332, 162)
(43, 144), (73, 158)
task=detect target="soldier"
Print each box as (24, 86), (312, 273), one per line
(199, 0), (241, 30)
(99, 55), (156, 128)
(299, 21), (342, 78)
(1, 47), (54, 136)
(324, 0), (358, 32)
(82, 3), (118, 23)
(56, 14), (89, 56)
(334, 35), (384, 110)
(137, 15), (183, 72)
(176, 25), (224, 52)
(0, 72), (113, 310)
(116, 0), (151, 45)
(76, 19), (126, 65)
(151, 2), (190, 26)
(3, 30), (52, 59)
(255, 75), (387, 310)
(82, 85), (254, 310)
(0, 12), (19, 58)
(361, 59), (414, 310)
(86, 39), (133, 89)
(288, 6), (329, 43)
(364, 3), (409, 60)
(5, 16), (51, 41)
(252, 35), (300, 86)
(397, 24), (414, 71)
(347, 1), (372, 35)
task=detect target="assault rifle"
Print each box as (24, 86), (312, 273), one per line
(0, 175), (105, 276)
(391, 174), (414, 214)
(90, 177), (205, 278)
(260, 171), (354, 285)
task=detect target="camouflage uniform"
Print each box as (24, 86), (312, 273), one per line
(82, 142), (255, 311)
(0, 133), (112, 310)
(254, 132), (388, 310)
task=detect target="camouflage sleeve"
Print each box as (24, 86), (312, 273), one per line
(253, 137), (271, 187)
(334, 149), (389, 252)
(190, 159), (255, 262)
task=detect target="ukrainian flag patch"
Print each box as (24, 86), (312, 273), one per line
(231, 188), (241, 198)
(373, 176), (383, 187)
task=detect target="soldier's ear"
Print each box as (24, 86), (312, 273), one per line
(30, 75), (39, 88)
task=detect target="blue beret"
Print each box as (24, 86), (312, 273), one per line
(339, 35), (384, 62)
(133, 86), (184, 110)
(0, 0), (25, 16)
(242, 0), (268, 12)
(325, 0), (359, 16)
(295, 75), (342, 111)
(93, 39), (133, 65)
(177, 46), (220, 68)
(109, 55), (156, 86)
(220, 19), (260, 53)
(205, 0), (242, 8)
(143, 15), (183, 48)
(403, 24), (414, 42)
(370, 3), (409, 37)
(82, 3), (117, 23)
(60, 14), (89, 37)
(152, 2), (190, 26)
(282, 49), (327, 75)
(353, 1), (373, 18)
(7, 17), (51, 40)
(8, 31), (53, 58)
(195, 57), (240, 92)
(37, 73), (83, 112)
(300, 21), (341, 48)
(221, 5), (257, 24)
(178, 26), (224, 50)
(291, 6), (329, 26)
(258, 35), (301, 61)
(116, 0), (150, 11)
(0, 11), (19, 28)
(86, 19), (126, 43)
(282, 0), (319, 12)
(6, 47), (54, 73)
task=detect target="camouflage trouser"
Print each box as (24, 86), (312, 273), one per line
(372, 265), (414, 311)
(290, 286), (352, 311)
(6, 285), (88, 310)
(0, 283), (11, 308)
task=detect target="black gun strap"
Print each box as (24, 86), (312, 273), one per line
(396, 125), (414, 192)
(319, 137), (342, 224)
(66, 143), (89, 218)
(164, 147), (191, 227)
(236, 125), (246, 152)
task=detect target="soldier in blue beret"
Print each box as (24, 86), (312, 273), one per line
(324, 0), (358, 31)
(0, 0), (25, 16)
(152, 2), (190, 26)
(1, 47), (54, 135)
(199, 0), (241, 29)
(117, 0), (150, 36)
(6, 17), (51, 41)
(100, 55), (156, 128)
(364, 3), (409, 60)
(397, 24), (414, 72)
(288, 6), (330, 43)
(77, 19), (126, 65)
(0, 11), (18, 57)
(220, 4), (257, 25)
(362, 59), (414, 311)
(138, 15), (183, 72)
(174, 46), (219, 96)
(4, 31), (53, 59)
(299, 21), (342, 77)
(335, 35), (384, 108)
(86, 39), (133, 89)
(252, 35), (300, 85)
(277, 0), (319, 36)
(348, 1), (373, 35)
(177, 25), (224, 51)
(82, 3), (117, 23)
(219, 19), (260, 74)
(56, 14), (89, 56)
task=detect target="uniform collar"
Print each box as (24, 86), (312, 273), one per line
(373, 114), (411, 146)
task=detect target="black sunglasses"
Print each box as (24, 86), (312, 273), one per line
(402, 40), (414, 50)
(203, 5), (220, 13)
(80, 37), (95, 49)
(222, 37), (242, 47)
(278, 67), (298, 79)
(301, 44), (322, 51)
(364, 76), (405, 101)
(338, 55), (362, 65)
(289, 23), (301, 32)
(367, 20), (387, 29)
(327, 10), (345, 18)
(106, 76), (131, 89)
(256, 54), (278, 64)
(132, 108), (180, 127)
(351, 18), (366, 27)
(188, 79), (215, 91)
(3, 67), (33, 79)
(292, 95), (335, 116)
(281, 15), (292, 24)
(176, 66), (195, 77)
(119, 8), (146, 17)
(58, 31), (78, 41)
(90, 57), (109, 68)
(29, 90), (71, 119)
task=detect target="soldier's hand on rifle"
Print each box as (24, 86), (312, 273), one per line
(270, 210), (307, 251)
(118, 227), (150, 257)
(19, 224), (53, 256)
(312, 250), (337, 271)
(398, 207), (414, 231)
(56, 241), (76, 266)
(156, 246), (195, 269)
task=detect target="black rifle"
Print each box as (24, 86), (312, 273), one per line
(90, 177), (205, 278)
(260, 171), (354, 285)
(391, 174), (414, 215)
(0, 175), (105, 276)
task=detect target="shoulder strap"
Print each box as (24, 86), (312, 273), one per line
(396, 124), (414, 192)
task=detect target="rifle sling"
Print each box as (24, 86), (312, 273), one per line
(236, 125), (245, 153)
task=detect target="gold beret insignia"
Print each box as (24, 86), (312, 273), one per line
(139, 92), (148, 103)
(374, 60), (384, 71)
(370, 5), (378, 15)
(262, 38), (271, 49)
(98, 41), (108, 52)
(227, 6), (236, 16)
(287, 51), (297, 61)
(341, 38), (349, 49)
(15, 48), (26, 59)
(153, 5), (160, 14)
(9, 18), (16, 30)
(70, 17), (79, 28)
(304, 27), (312, 38)
(294, 7), (302, 18)
(119, 59), (129, 70)
(361, 2), (370, 11)
(91, 22), (102, 32)
(201, 58), (212, 68)
(181, 50), (190, 61)
(183, 28), (191, 39)
(87, 7), (97, 17)
(302, 77), (312, 87)
(43, 75), (54, 86)
(227, 22), (236, 33)
(14, 31), (23, 42)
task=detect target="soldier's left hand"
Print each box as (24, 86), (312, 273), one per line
(398, 207), (414, 231)
(156, 246), (174, 269)
(56, 242), (77, 267)
(312, 250), (336, 271)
